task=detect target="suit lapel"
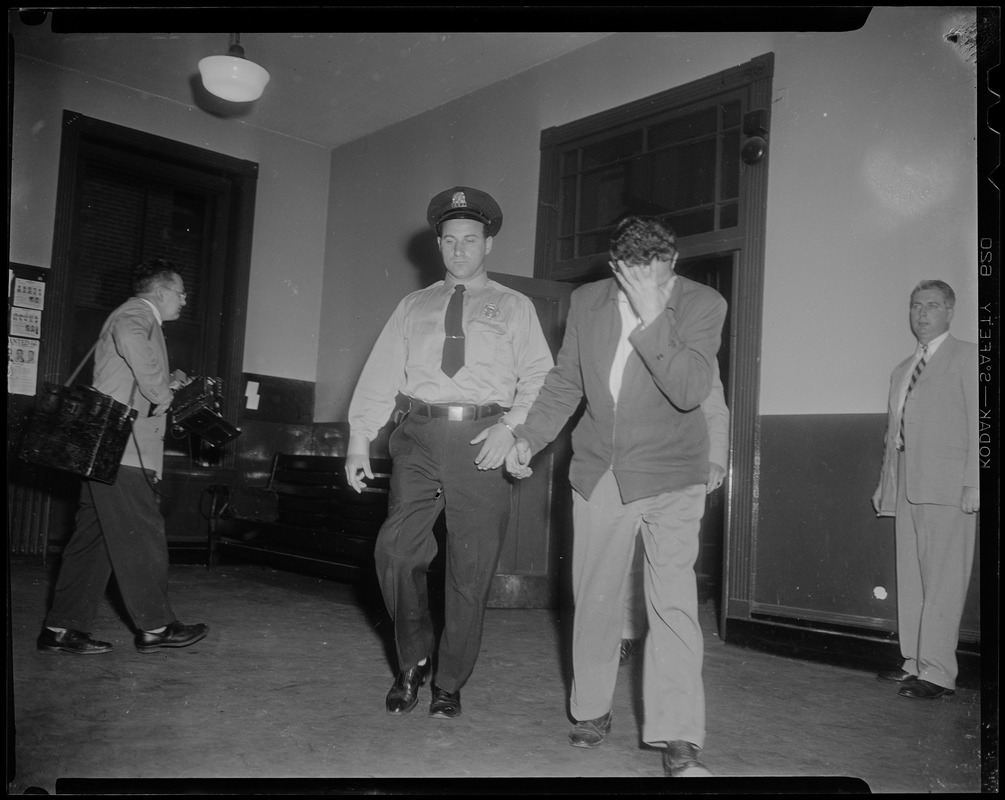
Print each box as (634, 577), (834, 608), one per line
(915, 334), (955, 388)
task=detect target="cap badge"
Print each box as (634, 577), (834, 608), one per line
(451, 191), (468, 209)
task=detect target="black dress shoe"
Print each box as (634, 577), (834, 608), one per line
(898, 679), (954, 700)
(663, 740), (713, 777)
(37, 628), (112, 655)
(876, 668), (918, 684)
(429, 684), (462, 719)
(568, 710), (612, 748)
(619, 639), (638, 666)
(135, 621), (209, 653)
(386, 661), (430, 715)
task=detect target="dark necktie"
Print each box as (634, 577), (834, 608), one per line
(899, 345), (928, 446)
(441, 284), (465, 378)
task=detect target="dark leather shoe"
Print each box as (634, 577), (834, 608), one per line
(663, 740), (713, 777)
(876, 668), (918, 684)
(386, 661), (430, 715)
(619, 638), (638, 665)
(429, 683), (462, 719)
(135, 621), (209, 653)
(568, 710), (612, 748)
(37, 628), (112, 655)
(898, 679), (954, 700)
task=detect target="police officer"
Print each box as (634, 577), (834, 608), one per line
(345, 187), (554, 719)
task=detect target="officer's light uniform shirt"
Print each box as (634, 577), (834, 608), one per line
(348, 271), (554, 444)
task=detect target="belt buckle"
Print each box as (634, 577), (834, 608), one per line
(448, 405), (464, 421)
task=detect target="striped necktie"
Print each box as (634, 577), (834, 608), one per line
(899, 345), (928, 447)
(441, 284), (465, 378)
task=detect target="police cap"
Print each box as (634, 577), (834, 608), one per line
(427, 187), (502, 237)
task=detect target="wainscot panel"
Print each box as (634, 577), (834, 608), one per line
(750, 414), (979, 644)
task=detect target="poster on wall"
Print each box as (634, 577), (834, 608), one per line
(10, 306), (42, 338)
(12, 276), (46, 310)
(8, 336), (39, 395)
(9, 263), (48, 398)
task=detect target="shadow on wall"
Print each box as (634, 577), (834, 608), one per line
(405, 226), (445, 288)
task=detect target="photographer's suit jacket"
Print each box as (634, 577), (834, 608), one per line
(92, 297), (174, 478)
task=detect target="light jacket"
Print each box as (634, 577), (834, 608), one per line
(92, 297), (174, 477)
(875, 333), (979, 514)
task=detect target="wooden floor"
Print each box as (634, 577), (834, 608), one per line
(7, 558), (992, 794)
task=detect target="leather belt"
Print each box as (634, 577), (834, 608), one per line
(408, 400), (508, 421)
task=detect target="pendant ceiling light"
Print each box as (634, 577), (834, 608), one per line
(198, 33), (270, 102)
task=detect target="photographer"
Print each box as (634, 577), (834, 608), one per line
(37, 259), (209, 656)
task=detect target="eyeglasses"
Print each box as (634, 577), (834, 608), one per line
(165, 287), (187, 301)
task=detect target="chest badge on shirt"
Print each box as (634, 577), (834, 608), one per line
(482, 304), (500, 320)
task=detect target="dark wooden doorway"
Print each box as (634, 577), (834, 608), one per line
(675, 253), (734, 603)
(485, 272), (575, 609)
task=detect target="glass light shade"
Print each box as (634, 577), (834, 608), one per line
(198, 55), (270, 102)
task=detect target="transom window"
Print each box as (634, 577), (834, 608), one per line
(535, 55), (775, 284)
(557, 99), (742, 266)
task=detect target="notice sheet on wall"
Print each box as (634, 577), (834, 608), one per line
(10, 306), (42, 338)
(12, 277), (46, 311)
(8, 336), (40, 395)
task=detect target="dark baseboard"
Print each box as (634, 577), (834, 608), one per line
(168, 543), (210, 565)
(724, 617), (981, 691)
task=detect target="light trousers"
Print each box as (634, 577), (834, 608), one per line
(570, 471), (706, 747)
(895, 457), (976, 689)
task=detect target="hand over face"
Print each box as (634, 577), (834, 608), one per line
(611, 255), (676, 327)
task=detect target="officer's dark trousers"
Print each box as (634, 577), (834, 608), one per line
(375, 412), (511, 694)
(45, 466), (176, 633)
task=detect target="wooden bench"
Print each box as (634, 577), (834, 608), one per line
(206, 454), (392, 582)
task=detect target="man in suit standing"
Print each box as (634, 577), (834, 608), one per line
(37, 259), (209, 656)
(507, 215), (725, 776)
(873, 280), (979, 699)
